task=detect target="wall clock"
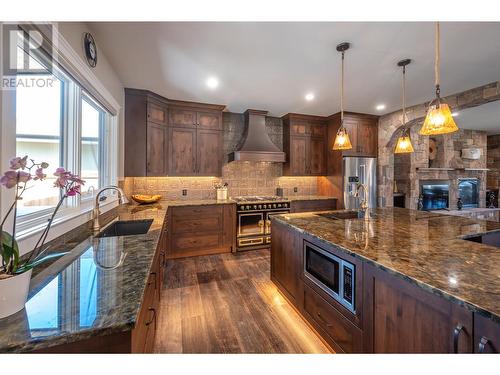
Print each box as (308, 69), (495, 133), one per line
(83, 32), (97, 68)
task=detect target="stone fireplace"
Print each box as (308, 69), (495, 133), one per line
(377, 81), (499, 210)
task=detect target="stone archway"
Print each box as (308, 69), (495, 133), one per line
(377, 81), (500, 208)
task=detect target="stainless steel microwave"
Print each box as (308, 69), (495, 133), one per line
(304, 241), (355, 313)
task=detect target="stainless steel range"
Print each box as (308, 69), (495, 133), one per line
(233, 196), (291, 251)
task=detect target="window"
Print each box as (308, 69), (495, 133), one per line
(15, 72), (64, 216)
(80, 95), (104, 199)
(11, 36), (118, 229)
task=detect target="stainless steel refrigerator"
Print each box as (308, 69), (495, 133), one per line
(343, 157), (377, 209)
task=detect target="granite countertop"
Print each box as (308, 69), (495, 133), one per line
(271, 207), (500, 321)
(0, 203), (170, 353)
(288, 195), (337, 201)
(433, 207), (500, 215)
(0, 198), (241, 353)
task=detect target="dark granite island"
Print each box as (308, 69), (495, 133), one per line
(270, 207), (500, 354)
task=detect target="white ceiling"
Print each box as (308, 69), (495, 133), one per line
(88, 22), (500, 117)
(456, 100), (500, 135)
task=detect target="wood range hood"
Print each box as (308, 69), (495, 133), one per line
(228, 109), (286, 163)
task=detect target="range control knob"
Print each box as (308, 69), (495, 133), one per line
(253, 205), (257, 210)
(246, 205), (250, 210)
(258, 205), (262, 209)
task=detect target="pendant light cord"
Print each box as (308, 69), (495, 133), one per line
(435, 21), (441, 98)
(340, 51), (345, 122)
(402, 64), (407, 128)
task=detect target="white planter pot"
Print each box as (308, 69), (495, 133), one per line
(0, 268), (32, 319)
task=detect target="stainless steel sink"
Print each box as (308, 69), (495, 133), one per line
(316, 210), (376, 220)
(97, 219), (153, 238)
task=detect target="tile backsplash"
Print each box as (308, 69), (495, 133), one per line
(123, 162), (319, 200)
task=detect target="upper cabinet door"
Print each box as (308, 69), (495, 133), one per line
(290, 136), (308, 175)
(357, 121), (378, 157)
(169, 107), (197, 128)
(309, 122), (327, 137)
(309, 137), (326, 175)
(147, 102), (168, 126)
(197, 129), (222, 176)
(340, 119), (359, 157)
(168, 127), (197, 176)
(146, 123), (167, 176)
(291, 121), (309, 135)
(197, 111), (222, 130)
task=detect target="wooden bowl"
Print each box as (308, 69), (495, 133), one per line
(131, 194), (162, 204)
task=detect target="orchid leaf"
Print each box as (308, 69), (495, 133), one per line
(22, 251), (69, 271)
(1, 230), (19, 273)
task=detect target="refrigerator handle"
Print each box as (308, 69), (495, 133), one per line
(359, 164), (366, 183)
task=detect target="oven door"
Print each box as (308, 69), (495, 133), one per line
(238, 212), (265, 237)
(265, 211), (289, 234)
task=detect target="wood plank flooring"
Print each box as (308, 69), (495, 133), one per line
(154, 249), (330, 353)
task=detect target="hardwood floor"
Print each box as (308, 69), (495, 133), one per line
(154, 249), (330, 353)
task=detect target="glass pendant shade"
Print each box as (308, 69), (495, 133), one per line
(394, 131), (414, 153)
(420, 102), (458, 135)
(332, 125), (352, 150)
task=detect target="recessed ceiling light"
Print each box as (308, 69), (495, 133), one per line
(206, 77), (219, 89)
(375, 104), (386, 111)
(305, 93), (315, 101)
(452, 112), (459, 117)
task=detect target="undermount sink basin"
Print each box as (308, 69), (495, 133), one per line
(97, 219), (153, 238)
(463, 231), (500, 248)
(316, 210), (376, 220)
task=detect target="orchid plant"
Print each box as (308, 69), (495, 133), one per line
(0, 156), (85, 277)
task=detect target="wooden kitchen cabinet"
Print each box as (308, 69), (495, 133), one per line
(167, 204), (236, 259)
(270, 220), (303, 307)
(327, 112), (378, 158)
(290, 198), (337, 213)
(197, 129), (223, 175)
(473, 313), (500, 353)
(168, 127), (197, 175)
(125, 88), (225, 177)
(148, 100), (168, 126)
(168, 127), (222, 176)
(288, 136), (308, 175)
(146, 123), (168, 176)
(363, 262), (473, 353)
(282, 114), (328, 176)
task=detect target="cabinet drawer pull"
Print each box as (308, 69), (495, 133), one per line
(478, 336), (489, 353)
(453, 324), (463, 353)
(146, 308), (156, 326)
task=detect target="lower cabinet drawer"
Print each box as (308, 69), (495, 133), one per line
(171, 216), (222, 234)
(303, 284), (363, 353)
(170, 233), (222, 255)
(171, 205), (222, 218)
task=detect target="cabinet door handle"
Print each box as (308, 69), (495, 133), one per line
(453, 324), (463, 353)
(478, 336), (489, 353)
(146, 308), (156, 326)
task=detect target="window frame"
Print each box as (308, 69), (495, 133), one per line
(11, 39), (119, 237)
(79, 92), (106, 203)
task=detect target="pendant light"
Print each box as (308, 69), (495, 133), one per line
(332, 42), (353, 150)
(419, 22), (458, 136)
(394, 59), (414, 154)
